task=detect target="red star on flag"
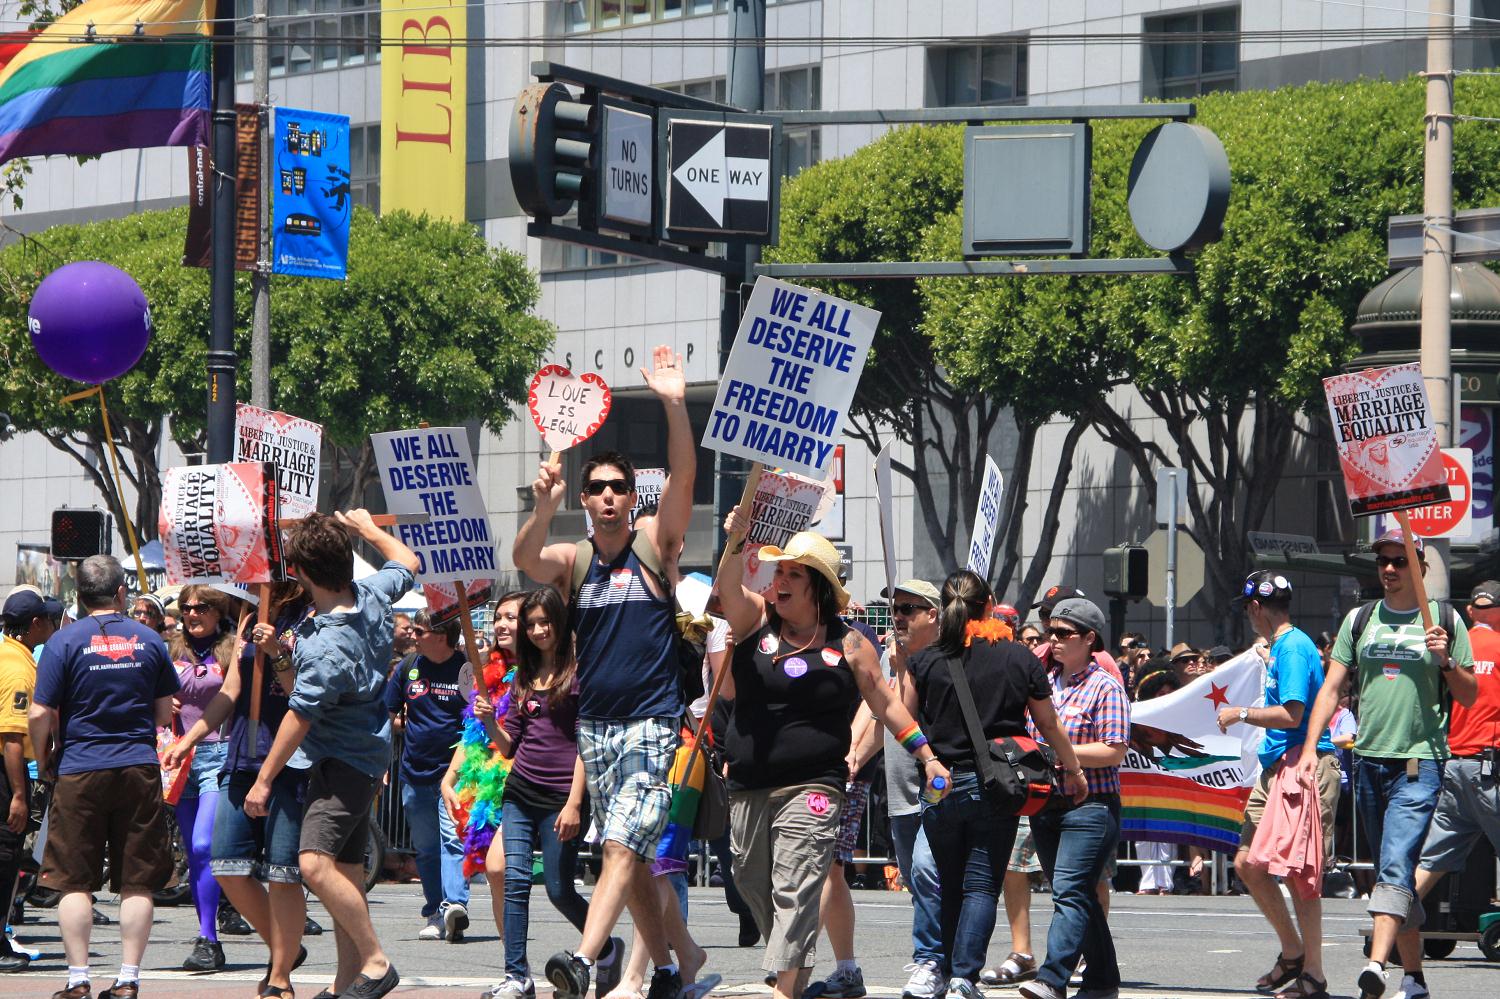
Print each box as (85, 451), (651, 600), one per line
(1205, 682), (1231, 709)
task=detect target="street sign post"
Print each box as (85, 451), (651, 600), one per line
(1152, 467), (1189, 648)
(599, 99), (654, 233)
(1247, 531), (1321, 556)
(661, 112), (778, 242)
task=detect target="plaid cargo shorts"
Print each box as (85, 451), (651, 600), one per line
(578, 716), (679, 859)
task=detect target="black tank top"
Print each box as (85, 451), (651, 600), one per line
(725, 617), (857, 792)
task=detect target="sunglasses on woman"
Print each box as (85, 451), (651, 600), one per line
(180, 603), (213, 615)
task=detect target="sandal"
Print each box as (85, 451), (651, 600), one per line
(1255, 953), (1304, 994)
(1274, 972), (1329, 999)
(982, 953), (1037, 986)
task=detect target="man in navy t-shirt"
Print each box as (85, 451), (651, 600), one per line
(29, 555), (179, 999)
(384, 610), (472, 942)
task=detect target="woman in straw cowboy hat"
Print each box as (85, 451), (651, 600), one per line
(716, 512), (950, 999)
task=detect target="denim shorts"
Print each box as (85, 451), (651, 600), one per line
(182, 740), (228, 800)
(210, 767), (309, 885)
(1355, 756), (1442, 924)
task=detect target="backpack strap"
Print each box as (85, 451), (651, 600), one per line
(1349, 600), (1378, 671)
(569, 540), (594, 606)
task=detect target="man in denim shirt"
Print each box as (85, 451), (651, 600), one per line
(247, 510), (419, 999)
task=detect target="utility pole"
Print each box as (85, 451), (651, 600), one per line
(713, 0), (765, 564)
(1421, 0), (1454, 598)
(251, 0), (271, 409)
(208, 0), (239, 463)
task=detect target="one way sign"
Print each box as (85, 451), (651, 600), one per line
(662, 113), (778, 242)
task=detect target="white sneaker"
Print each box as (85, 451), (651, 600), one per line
(901, 962), (943, 999)
(484, 977), (536, 999)
(1357, 962), (1388, 999)
(1392, 975), (1429, 999)
(6, 932), (38, 961)
(944, 979), (978, 999)
(418, 913), (444, 940)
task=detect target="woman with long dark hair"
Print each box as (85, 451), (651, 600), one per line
(906, 571), (1087, 999)
(716, 514), (948, 999)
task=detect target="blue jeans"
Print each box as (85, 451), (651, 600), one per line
(1031, 797), (1121, 993)
(502, 797), (590, 979)
(1355, 757), (1442, 923)
(401, 780), (469, 917)
(919, 770), (1020, 984)
(891, 811), (941, 967)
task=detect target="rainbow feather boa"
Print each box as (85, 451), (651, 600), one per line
(451, 653), (514, 876)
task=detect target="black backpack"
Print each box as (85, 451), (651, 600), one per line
(1345, 599), (1460, 671)
(569, 531), (706, 706)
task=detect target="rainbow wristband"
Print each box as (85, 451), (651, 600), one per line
(898, 723), (929, 755)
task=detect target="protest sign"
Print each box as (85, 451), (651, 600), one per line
(158, 463), (283, 585)
(874, 440), (896, 599)
(528, 365), (612, 456)
(703, 278), (879, 480)
(1323, 362), (1449, 516)
(423, 580), (495, 627)
(234, 404), (322, 519)
(742, 470), (825, 594)
(965, 455), (1003, 579)
(810, 445), (844, 540)
(1120, 649), (1265, 852)
(370, 428), (495, 585)
(271, 107), (351, 280)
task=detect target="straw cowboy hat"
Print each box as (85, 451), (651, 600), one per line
(756, 531), (851, 611)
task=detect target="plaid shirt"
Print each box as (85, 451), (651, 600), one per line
(1028, 660), (1131, 796)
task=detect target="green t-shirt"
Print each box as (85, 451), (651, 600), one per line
(1331, 599), (1473, 761)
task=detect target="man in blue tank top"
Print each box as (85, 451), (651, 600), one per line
(514, 345), (696, 999)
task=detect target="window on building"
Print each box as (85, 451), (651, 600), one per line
(926, 38), (1028, 107)
(1142, 5), (1240, 99)
(767, 65), (821, 177)
(348, 123), (380, 211)
(567, 0), (803, 32)
(238, 0), (382, 82)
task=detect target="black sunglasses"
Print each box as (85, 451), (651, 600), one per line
(1048, 626), (1080, 640)
(892, 602), (929, 616)
(1020, 634), (1042, 645)
(180, 602), (213, 614)
(410, 626), (432, 637)
(585, 478), (631, 497)
(1375, 555), (1409, 569)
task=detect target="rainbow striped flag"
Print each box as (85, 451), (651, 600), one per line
(0, 0), (211, 166)
(1120, 649), (1266, 853)
(654, 728), (710, 876)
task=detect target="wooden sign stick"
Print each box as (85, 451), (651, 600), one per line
(248, 581), (271, 728)
(277, 512), (412, 528)
(1393, 509), (1436, 631)
(454, 584), (487, 694)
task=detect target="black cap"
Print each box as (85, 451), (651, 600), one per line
(1207, 645), (1233, 662)
(1470, 581), (1500, 608)
(1, 589), (63, 624)
(1233, 569), (1293, 606)
(1033, 583), (1086, 612)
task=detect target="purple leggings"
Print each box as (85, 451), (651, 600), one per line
(175, 789), (222, 941)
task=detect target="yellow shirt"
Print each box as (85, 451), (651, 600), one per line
(0, 634), (37, 760)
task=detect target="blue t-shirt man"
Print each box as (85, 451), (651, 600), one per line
(1259, 625), (1337, 768)
(383, 650), (471, 786)
(35, 612), (179, 775)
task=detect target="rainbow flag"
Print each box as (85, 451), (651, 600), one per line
(654, 728), (710, 876)
(0, 0), (211, 166)
(1119, 649), (1267, 853)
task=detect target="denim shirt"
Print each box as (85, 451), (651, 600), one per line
(287, 562), (414, 778)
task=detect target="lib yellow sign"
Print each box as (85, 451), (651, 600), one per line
(380, 0), (466, 221)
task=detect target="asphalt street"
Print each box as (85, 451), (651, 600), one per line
(0, 885), (1494, 998)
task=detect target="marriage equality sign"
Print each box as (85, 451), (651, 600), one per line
(1119, 649), (1266, 853)
(1323, 362), (1450, 516)
(234, 404), (322, 519)
(703, 278), (879, 479)
(158, 463), (284, 585)
(742, 470), (825, 594)
(370, 427), (496, 585)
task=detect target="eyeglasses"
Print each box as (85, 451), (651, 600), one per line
(180, 603), (212, 615)
(1020, 635), (1041, 646)
(410, 626), (432, 637)
(1375, 555), (1409, 569)
(892, 602), (929, 616)
(585, 478), (631, 497)
(1047, 626), (1080, 640)
(130, 608), (160, 620)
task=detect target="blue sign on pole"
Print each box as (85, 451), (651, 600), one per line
(272, 107), (351, 280)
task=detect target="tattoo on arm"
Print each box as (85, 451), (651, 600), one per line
(843, 630), (863, 658)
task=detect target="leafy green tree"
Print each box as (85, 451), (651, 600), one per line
(0, 206), (554, 548)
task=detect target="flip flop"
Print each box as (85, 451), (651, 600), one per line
(682, 974), (723, 999)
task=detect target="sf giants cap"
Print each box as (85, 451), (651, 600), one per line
(1032, 584), (1086, 612)
(1373, 527), (1424, 557)
(1470, 581), (1500, 608)
(1234, 569), (1293, 605)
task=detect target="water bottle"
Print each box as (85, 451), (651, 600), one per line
(922, 775), (948, 804)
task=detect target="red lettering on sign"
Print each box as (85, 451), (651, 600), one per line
(395, 16), (454, 148)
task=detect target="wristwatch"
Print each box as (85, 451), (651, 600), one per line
(1439, 657), (1456, 673)
(1238, 707), (1249, 723)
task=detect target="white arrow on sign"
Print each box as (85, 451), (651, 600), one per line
(672, 128), (768, 226)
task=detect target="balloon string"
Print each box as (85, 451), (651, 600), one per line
(62, 385), (150, 595)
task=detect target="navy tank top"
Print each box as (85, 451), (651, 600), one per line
(571, 533), (682, 721)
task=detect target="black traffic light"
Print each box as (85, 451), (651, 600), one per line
(51, 508), (111, 560)
(510, 82), (596, 220)
(1102, 545), (1148, 600)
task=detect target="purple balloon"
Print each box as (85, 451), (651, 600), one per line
(28, 261), (152, 384)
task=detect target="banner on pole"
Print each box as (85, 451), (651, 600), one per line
(380, 0), (466, 222)
(371, 427), (495, 586)
(158, 463), (284, 585)
(874, 440), (896, 600)
(272, 107), (351, 280)
(742, 470), (824, 594)
(1323, 362), (1450, 516)
(1120, 649), (1266, 852)
(234, 404), (323, 520)
(965, 455), (1003, 579)
(703, 278), (879, 479)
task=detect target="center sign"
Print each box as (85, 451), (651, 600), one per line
(660, 111), (779, 242)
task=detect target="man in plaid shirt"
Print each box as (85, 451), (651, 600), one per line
(1020, 597), (1131, 999)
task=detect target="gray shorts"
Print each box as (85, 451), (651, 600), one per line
(1418, 757), (1500, 873)
(300, 757), (380, 865)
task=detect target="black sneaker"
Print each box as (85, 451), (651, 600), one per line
(91, 907), (111, 926)
(219, 905), (254, 936)
(544, 951), (591, 999)
(0, 950), (28, 973)
(304, 915), (324, 936)
(342, 963), (400, 998)
(645, 967), (683, 999)
(183, 935), (226, 972)
(594, 936), (625, 997)
(738, 913), (759, 948)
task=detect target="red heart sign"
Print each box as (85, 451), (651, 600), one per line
(527, 365), (613, 453)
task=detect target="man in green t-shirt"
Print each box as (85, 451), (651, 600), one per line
(1299, 529), (1478, 999)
